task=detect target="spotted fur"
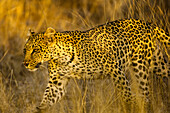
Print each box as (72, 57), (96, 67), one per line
(23, 19), (170, 110)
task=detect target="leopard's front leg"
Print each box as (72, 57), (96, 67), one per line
(36, 59), (70, 110)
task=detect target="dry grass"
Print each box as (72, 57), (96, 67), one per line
(0, 0), (169, 113)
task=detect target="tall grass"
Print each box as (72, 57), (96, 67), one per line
(0, 0), (169, 113)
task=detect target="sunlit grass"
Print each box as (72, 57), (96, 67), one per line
(0, 0), (169, 113)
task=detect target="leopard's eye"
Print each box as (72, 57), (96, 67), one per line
(31, 49), (37, 55)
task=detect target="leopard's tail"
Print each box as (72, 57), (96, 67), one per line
(154, 27), (170, 60)
(153, 26), (170, 80)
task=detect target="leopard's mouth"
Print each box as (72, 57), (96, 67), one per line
(28, 68), (38, 72)
(23, 62), (42, 71)
(35, 62), (42, 68)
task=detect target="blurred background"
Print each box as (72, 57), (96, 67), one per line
(0, 0), (169, 113)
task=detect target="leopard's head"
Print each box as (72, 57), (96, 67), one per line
(23, 27), (56, 71)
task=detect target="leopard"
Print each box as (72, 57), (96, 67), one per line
(23, 19), (170, 111)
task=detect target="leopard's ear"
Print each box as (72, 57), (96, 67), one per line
(44, 27), (56, 44)
(27, 29), (35, 37)
(45, 27), (56, 35)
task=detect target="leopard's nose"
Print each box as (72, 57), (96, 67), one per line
(23, 62), (29, 67)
